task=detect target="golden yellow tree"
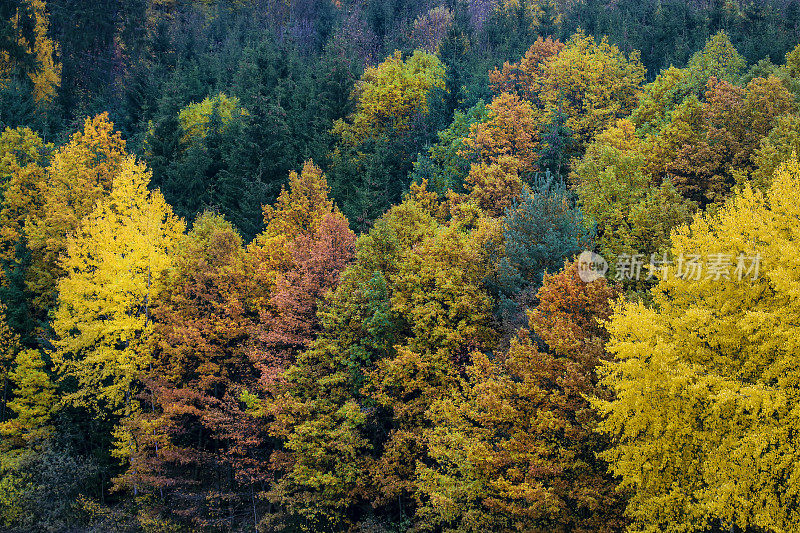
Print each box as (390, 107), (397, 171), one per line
(597, 155), (800, 531)
(460, 91), (541, 174)
(52, 156), (184, 418)
(0, 0), (61, 102)
(333, 50), (446, 140)
(537, 31), (645, 150)
(25, 113), (128, 314)
(0, 303), (20, 424)
(177, 92), (246, 144)
(0, 126), (50, 283)
(0, 348), (56, 448)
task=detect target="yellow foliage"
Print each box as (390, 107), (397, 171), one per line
(460, 92), (542, 174)
(538, 30), (645, 149)
(25, 113), (128, 314)
(0, 0), (61, 102)
(0, 303), (20, 428)
(0, 127), (50, 284)
(463, 155), (523, 218)
(0, 349), (56, 446)
(597, 155), (800, 531)
(177, 92), (246, 144)
(52, 156), (184, 416)
(333, 50), (446, 142)
(247, 160), (340, 307)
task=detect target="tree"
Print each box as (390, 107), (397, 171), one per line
(684, 30), (746, 90)
(484, 30), (645, 166)
(646, 76), (795, 205)
(573, 119), (696, 282)
(0, 302), (20, 424)
(253, 211), (355, 389)
(416, 261), (625, 532)
(597, 155), (800, 531)
(0, 0), (61, 102)
(26, 113), (129, 317)
(409, 6), (454, 54)
(462, 155), (523, 218)
(247, 160), (338, 308)
(633, 31), (747, 136)
(266, 196), (439, 528)
(489, 36), (564, 102)
(0, 126), (49, 291)
(0, 348), (55, 447)
(411, 101), (489, 194)
(334, 50), (445, 139)
(631, 66), (693, 134)
(117, 212), (269, 531)
(147, 90), (283, 240)
(489, 178), (593, 330)
(751, 114), (800, 190)
(52, 155), (184, 422)
(177, 93), (246, 144)
(460, 92), (541, 175)
(368, 215), (500, 512)
(536, 30), (645, 155)
(329, 50), (446, 227)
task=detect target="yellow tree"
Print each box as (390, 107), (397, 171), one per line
(247, 160), (337, 307)
(0, 0), (61, 102)
(333, 50), (446, 140)
(369, 215), (499, 507)
(52, 156), (184, 420)
(462, 155), (523, 218)
(177, 92), (246, 144)
(0, 303), (20, 424)
(460, 92), (541, 174)
(329, 49), (446, 226)
(0, 126), (50, 283)
(0, 348), (56, 448)
(25, 113), (128, 314)
(597, 155), (800, 531)
(537, 30), (645, 151)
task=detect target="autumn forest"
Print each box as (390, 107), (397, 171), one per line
(3, 0), (800, 531)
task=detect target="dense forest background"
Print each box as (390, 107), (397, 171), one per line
(4, 0), (800, 532)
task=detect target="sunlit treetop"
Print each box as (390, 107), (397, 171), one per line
(177, 92), (247, 144)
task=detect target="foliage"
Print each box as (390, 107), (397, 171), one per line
(489, 177), (593, 329)
(0, 0), (61, 103)
(460, 91), (541, 175)
(177, 92), (246, 144)
(26, 113), (129, 316)
(572, 119), (696, 281)
(598, 155), (800, 532)
(330, 50), (446, 228)
(411, 100), (489, 194)
(117, 212), (268, 531)
(417, 261), (625, 532)
(4, 4), (800, 530)
(52, 155), (184, 419)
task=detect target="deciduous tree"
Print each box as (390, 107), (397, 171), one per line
(598, 155), (800, 532)
(26, 113), (128, 315)
(52, 155), (184, 420)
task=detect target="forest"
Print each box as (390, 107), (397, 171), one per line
(3, 0), (800, 531)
